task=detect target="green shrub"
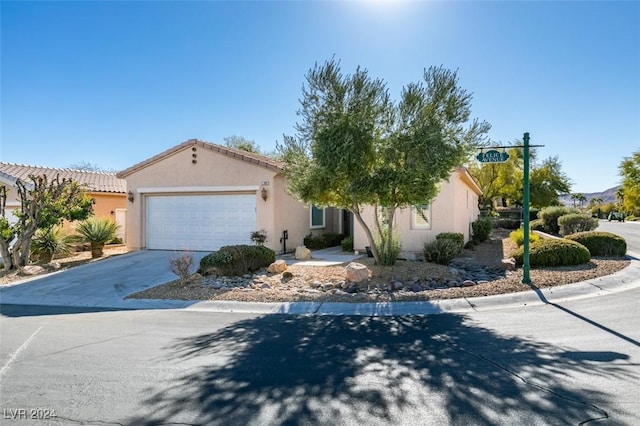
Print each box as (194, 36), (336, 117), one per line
(198, 244), (276, 276)
(537, 206), (579, 235)
(303, 233), (344, 250)
(564, 231), (627, 257)
(530, 218), (545, 232)
(424, 238), (462, 265)
(374, 228), (401, 266)
(341, 236), (353, 252)
(31, 226), (72, 262)
(509, 228), (540, 247)
(557, 213), (598, 236)
(472, 217), (492, 243)
(250, 229), (267, 246)
(512, 238), (590, 267)
(436, 232), (464, 253)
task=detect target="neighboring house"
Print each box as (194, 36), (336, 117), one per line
(353, 167), (482, 253)
(116, 139), (482, 255)
(116, 139), (343, 253)
(0, 162), (127, 241)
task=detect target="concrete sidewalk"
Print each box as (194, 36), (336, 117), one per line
(1, 249), (639, 316)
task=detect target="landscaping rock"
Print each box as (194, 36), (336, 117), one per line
(502, 258), (517, 271)
(295, 246), (311, 260)
(267, 259), (287, 274)
(21, 265), (45, 276)
(345, 262), (369, 283)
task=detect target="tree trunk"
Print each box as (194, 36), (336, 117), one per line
(0, 240), (12, 270)
(91, 243), (105, 258)
(352, 208), (379, 264)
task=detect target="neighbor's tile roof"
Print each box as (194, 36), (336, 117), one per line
(117, 139), (284, 178)
(0, 162), (126, 193)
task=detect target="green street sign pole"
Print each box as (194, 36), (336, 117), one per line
(522, 132), (531, 284)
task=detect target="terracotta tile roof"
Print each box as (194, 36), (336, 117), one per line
(0, 162), (126, 194)
(117, 139), (284, 178)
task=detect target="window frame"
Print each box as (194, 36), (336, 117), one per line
(310, 205), (326, 229)
(411, 204), (431, 230)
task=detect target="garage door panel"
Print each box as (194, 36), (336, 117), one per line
(146, 194), (256, 251)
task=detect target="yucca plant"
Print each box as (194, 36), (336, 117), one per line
(31, 226), (72, 263)
(74, 217), (119, 258)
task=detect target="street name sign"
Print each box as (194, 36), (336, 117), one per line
(477, 149), (509, 163)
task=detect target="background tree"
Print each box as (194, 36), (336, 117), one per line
(619, 150), (640, 214)
(468, 146), (523, 208)
(279, 59), (489, 264)
(223, 135), (262, 154)
(0, 175), (94, 270)
(68, 162), (114, 172)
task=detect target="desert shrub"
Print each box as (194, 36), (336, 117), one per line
(169, 251), (196, 284)
(341, 236), (354, 252)
(436, 232), (464, 253)
(74, 217), (119, 258)
(472, 217), (492, 243)
(31, 226), (72, 262)
(198, 245), (275, 276)
(424, 238), (461, 265)
(557, 213), (598, 236)
(108, 236), (123, 244)
(250, 229), (267, 246)
(530, 219), (545, 232)
(537, 206), (579, 235)
(512, 238), (590, 267)
(509, 228), (541, 247)
(374, 228), (401, 266)
(564, 231), (627, 257)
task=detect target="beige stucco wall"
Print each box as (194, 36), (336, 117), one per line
(353, 170), (481, 253)
(121, 145), (313, 252)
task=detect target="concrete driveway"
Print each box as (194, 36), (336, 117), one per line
(0, 250), (208, 310)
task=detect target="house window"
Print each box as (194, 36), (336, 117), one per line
(412, 204), (431, 229)
(310, 205), (325, 229)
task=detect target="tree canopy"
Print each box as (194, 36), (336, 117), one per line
(279, 59), (489, 264)
(619, 149), (640, 214)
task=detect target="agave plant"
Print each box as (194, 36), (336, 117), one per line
(31, 226), (72, 263)
(75, 217), (119, 258)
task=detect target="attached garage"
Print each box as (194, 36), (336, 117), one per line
(145, 194), (256, 251)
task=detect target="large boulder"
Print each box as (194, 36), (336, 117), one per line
(20, 265), (46, 276)
(267, 259), (288, 274)
(295, 246), (311, 260)
(345, 262), (369, 283)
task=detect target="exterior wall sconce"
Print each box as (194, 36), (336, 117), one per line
(261, 186), (268, 201)
(127, 190), (135, 203)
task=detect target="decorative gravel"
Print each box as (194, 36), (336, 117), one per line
(127, 231), (631, 303)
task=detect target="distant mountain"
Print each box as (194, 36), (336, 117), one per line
(558, 185), (621, 207)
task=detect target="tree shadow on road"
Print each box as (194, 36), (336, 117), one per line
(128, 314), (636, 425)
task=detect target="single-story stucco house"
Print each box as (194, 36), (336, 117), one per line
(0, 162), (127, 241)
(116, 139), (482, 254)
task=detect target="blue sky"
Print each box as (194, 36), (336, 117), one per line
(1, 1), (638, 194)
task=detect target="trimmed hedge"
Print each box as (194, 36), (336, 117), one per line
(303, 233), (344, 250)
(564, 231), (627, 257)
(341, 236), (354, 252)
(436, 232), (465, 252)
(537, 206), (580, 235)
(557, 213), (598, 236)
(530, 218), (545, 231)
(494, 218), (522, 230)
(512, 238), (590, 267)
(199, 245), (276, 276)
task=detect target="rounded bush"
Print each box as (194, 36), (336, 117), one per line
(530, 218), (545, 232)
(509, 228), (540, 247)
(512, 238), (590, 267)
(537, 206), (579, 235)
(564, 231), (627, 257)
(436, 232), (465, 252)
(199, 245), (276, 276)
(472, 217), (492, 243)
(557, 213), (598, 236)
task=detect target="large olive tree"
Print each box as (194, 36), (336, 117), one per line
(279, 59), (489, 264)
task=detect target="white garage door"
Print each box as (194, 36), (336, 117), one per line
(146, 194), (256, 251)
